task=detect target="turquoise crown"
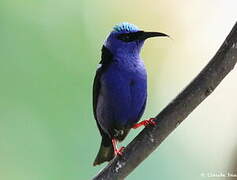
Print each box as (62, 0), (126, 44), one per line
(113, 22), (140, 32)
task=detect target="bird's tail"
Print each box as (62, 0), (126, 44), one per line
(93, 137), (114, 166)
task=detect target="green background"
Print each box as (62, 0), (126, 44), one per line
(0, 0), (236, 179)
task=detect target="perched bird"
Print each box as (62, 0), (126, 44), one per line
(93, 22), (168, 166)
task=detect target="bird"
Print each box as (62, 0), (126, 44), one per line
(92, 22), (168, 166)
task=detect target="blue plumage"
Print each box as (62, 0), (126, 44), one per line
(113, 22), (140, 32)
(93, 23), (168, 165)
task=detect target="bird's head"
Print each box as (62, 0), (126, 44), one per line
(104, 22), (168, 57)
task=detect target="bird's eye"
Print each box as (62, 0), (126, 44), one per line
(123, 35), (130, 40)
(117, 34), (132, 42)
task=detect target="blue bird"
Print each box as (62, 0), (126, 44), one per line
(93, 22), (168, 166)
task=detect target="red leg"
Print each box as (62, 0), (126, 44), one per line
(112, 139), (125, 156)
(132, 118), (157, 129)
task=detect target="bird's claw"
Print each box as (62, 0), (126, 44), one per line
(115, 146), (125, 156)
(132, 118), (157, 129)
(144, 118), (157, 126)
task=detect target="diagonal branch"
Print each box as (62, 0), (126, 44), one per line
(93, 22), (237, 180)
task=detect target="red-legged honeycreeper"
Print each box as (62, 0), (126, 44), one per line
(92, 22), (168, 166)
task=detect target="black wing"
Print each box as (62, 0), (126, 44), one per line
(93, 46), (113, 139)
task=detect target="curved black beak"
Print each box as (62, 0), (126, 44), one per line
(117, 31), (169, 42)
(138, 31), (169, 40)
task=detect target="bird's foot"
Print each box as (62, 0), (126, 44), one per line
(132, 118), (157, 129)
(112, 139), (125, 156)
(114, 146), (125, 156)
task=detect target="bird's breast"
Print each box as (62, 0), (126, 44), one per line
(115, 56), (147, 76)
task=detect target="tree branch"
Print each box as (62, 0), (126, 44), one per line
(93, 22), (237, 180)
